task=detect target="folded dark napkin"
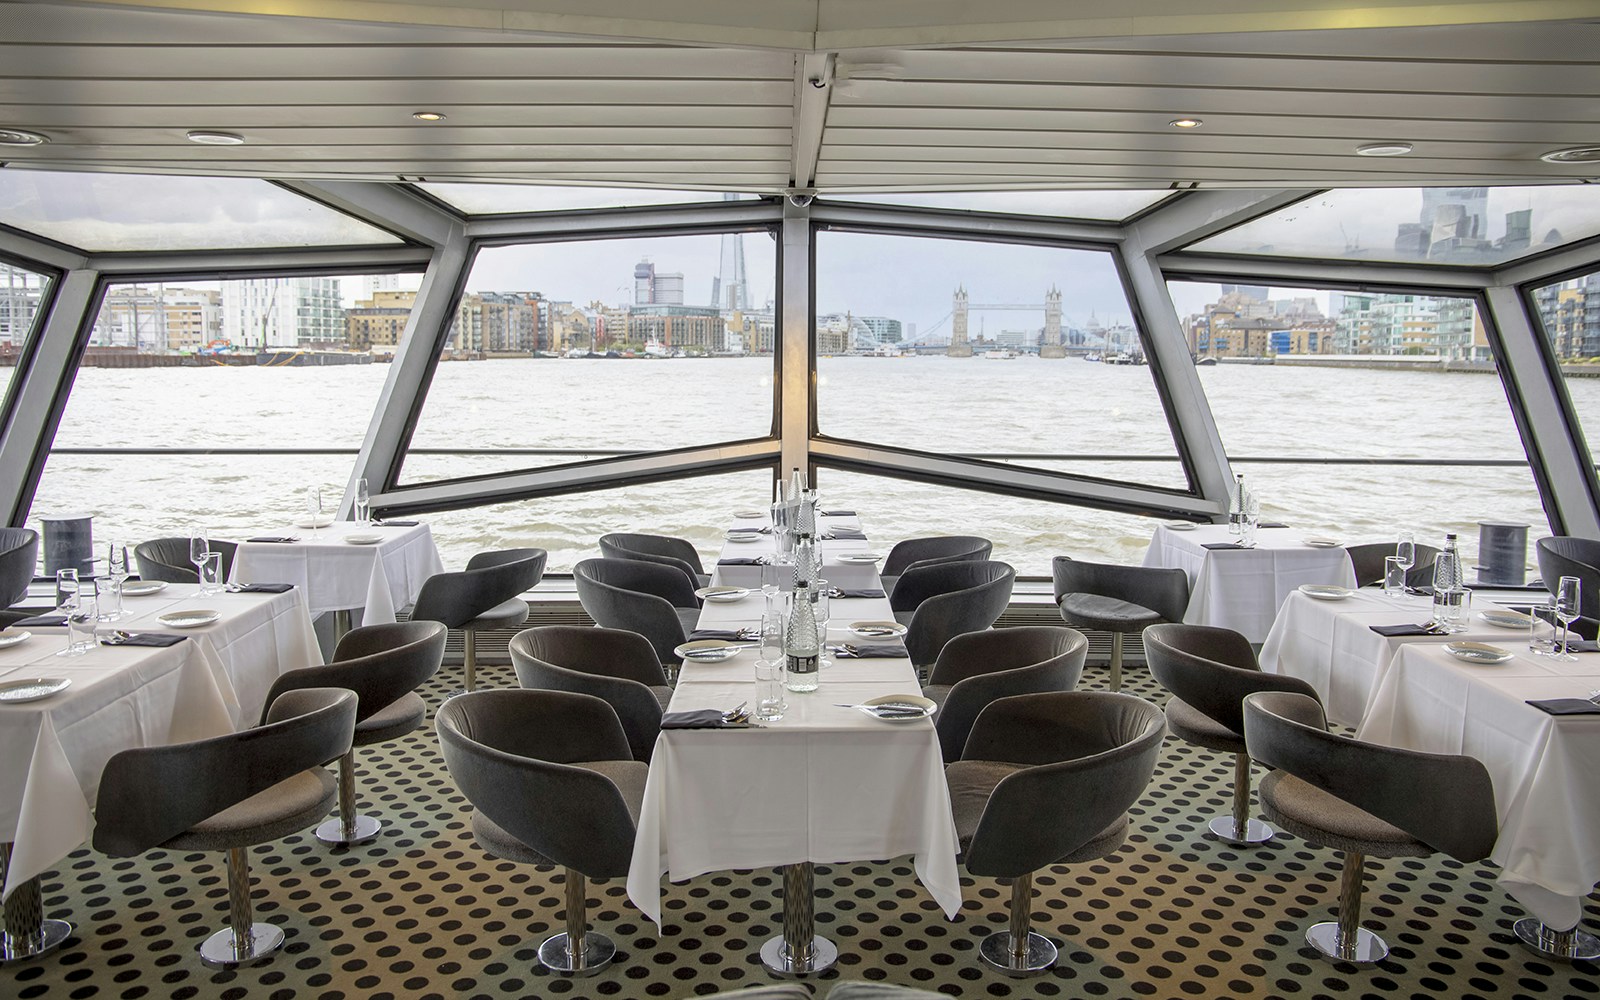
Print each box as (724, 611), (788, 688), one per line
(1370, 623), (1441, 637)
(830, 641), (909, 658)
(1527, 698), (1600, 716)
(689, 628), (756, 641)
(376, 519), (419, 527)
(1202, 542), (1248, 551)
(13, 613), (66, 627)
(1563, 639), (1600, 654)
(823, 529), (868, 540)
(247, 536), (297, 543)
(1257, 522), (1290, 529)
(100, 632), (186, 648)
(661, 709), (756, 729)
(717, 557), (768, 566)
(231, 583), (295, 594)
(821, 510), (856, 517)
(829, 587), (886, 599)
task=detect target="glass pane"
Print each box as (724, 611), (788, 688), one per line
(1531, 270), (1600, 474)
(399, 231), (776, 485)
(416, 183), (758, 216)
(0, 169), (403, 251)
(1186, 186), (1600, 267)
(1170, 280), (1545, 556)
(28, 273), (416, 550)
(816, 229), (1187, 491)
(0, 261), (52, 398)
(826, 190), (1173, 222)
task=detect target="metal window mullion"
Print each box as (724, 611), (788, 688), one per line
(782, 198), (811, 481)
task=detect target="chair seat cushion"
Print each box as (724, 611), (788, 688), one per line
(577, 759), (649, 827)
(464, 597), (529, 629)
(469, 757), (650, 867)
(473, 809), (557, 865)
(947, 759), (1128, 863)
(651, 685), (674, 712)
(921, 684), (951, 709)
(354, 690), (426, 746)
(164, 767), (336, 851)
(1163, 696), (1245, 755)
(1259, 770), (1431, 858)
(1058, 593), (1163, 633)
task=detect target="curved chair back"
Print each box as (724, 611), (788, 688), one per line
(1242, 690), (1498, 862)
(411, 548), (547, 628)
(1051, 555), (1189, 624)
(882, 535), (993, 579)
(896, 561), (1016, 667)
(437, 689), (639, 878)
(1144, 623), (1318, 736)
(1537, 536), (1600, 620)
(93, 687), (357, 857)
(0, 527), (37, 609)
(1346, 542), (1442, 588)
(573, 558), (695, 665)
(599, 532), (706, 591)
(960, 692), (1165, 877)
(511, 625), (668, 762)
(927, 626), (1087, 763)
(134, 537), (239, 584)
(258, 621), (446, 727)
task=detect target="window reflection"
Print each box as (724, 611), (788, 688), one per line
(0, 261), (52, 396)
(1531, 270), (1600, 471)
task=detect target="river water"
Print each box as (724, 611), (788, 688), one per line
(26, 355), (1582, 577)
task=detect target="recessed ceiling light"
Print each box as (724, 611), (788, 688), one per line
(186, 130), (244, 145)
(0, 128), (48, 146)
(1542, 146), (1600, 164)
(411, 111), (447, 122)
(1169, 118), (1203, 129)
(1356, 142), (1414, 157)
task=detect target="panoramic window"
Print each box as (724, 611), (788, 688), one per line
(815, 229), (1188, 491)
(826, 190), (1174, 222)
(0, 169), (403, 252)
(1530, 269), (1600, 470)
(0, 260), (52, 397)
(415, 183), (758, 216)
(1168, 279), (1544, 553)
(28, 272), (418, 551)
(1185, 185), (1600, 267)
(398, 230), (777, 485)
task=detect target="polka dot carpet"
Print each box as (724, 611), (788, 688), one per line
(4, 663), (1598, 1000)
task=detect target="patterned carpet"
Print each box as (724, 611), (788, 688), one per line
(4, 663), (1598, 1000)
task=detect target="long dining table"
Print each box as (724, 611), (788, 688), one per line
(229, 520), (443, 628)
(625, 510), (961, 976)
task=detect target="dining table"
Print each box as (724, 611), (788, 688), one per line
(626, 509), (961, 976)
(228, 520), (443, 628)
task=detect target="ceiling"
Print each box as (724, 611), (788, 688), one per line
(1, 0), (1598, 194)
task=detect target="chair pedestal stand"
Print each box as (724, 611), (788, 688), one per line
(1514, 919), (1600, 961)
(537, 870), (615, 976)
(1305, 852), (1387, 963)
(979, 872), (1058, 976)
(1208, 753), (1274, 844)
(1108, 632), (1124, 692)
(0, 843), (71, 963)
(316, 749), (381, 845)
(199, 847), (284, 968)
(761, 862), (838, 976)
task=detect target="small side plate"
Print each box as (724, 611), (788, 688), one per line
(292, 514), (335, 529)
(835, 552), (883, 564)
(724, 530), (763, 543)
(344, 533), (384, 545)
(1445, 641), (1513, 664)
(733, 510), (767, 519)
(1480, 609), (1533, 629)
(858, 694), (936, 722)
(1299, 584), (1354, 601)
(120, 579), (168, 597)
(0, 628), (32, 648)
(0, 677), (71, 703)
(695, 586), (750, 603)
(158, 609), (221, 629)
(1304, 538), (1342, 548)
(849, 620), (908, 638)
(673, 639), (749, 662)
(1164, 520), (1198, 531)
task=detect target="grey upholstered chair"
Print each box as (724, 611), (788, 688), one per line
(879, 535), (992, 598)
(510, 624), (671, 762)
(573, 557), (701, 670)
(258, 620), (446, 845)
(1144, 623), (1320, 846)
(92, 687), (356, 968)
(889, 560), (1016, 670)
(410, 548), (546, 692)
(923, 625), (1086, 763)
(1243, 690), (1498, 964)
(1536, 536), (1600, 619)
(599, 531), (710, 590)
(134, 536), (238, 584)
(1345, 541), (1441, 588)
(1052, 554), (1190, 692)
(0, 527), (37, 625)
(946, 691), (1165, 975)
(437, 689), (646, 976)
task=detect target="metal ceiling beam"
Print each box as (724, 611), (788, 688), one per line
(0, 228), (87, 273)
(85, 245), (433, 276)
(791, 52), (834, 191)
(1122, 189), (1309, 257)
(276, 179), (461, 248)
(1157, 252), (1495, 292)
(1493, 238), (1600, 292)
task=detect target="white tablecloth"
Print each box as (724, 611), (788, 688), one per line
(230, 521), (443, 626)
(1143, 524), (1358, 642)
(627, 513), (962, 927)
(1358, 641), (1600, 930)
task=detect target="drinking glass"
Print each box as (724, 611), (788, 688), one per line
(95, 577), (118, 621)
(104, 542), (129, 620)
(55, 568), (79, 610)
(813, 581), (832, 667)
(58, 587), (93, 656)
(355, 477), (371, 527)
(189, 527), (208, 582)
(1432, 586), (1470, 633)
(753, 659), (786, 721)
(759, 612), (785, 663)
(1556, 575), (1582, 660)
(305, 486), (323, 533)
(1530, 604), (1559, 655)
(199, 551), (223, 597)
(1395, 531), (1416, 573)
(1383, 555), (1407, 598)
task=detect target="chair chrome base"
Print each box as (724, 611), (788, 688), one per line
(1306, 922), (1388, 964)
(760, 934), (838, 977)
(0, 918), (71, 963)
(538, 931), (615, 976)
(1208, 815), (1274, 845)
(199, 922), (284, 968)
(979, 930), (1057, 976)
(1514, 918), (1600, 961)
(315, 814), (381, 846)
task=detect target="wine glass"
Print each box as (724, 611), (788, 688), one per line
(189, 527), (208, 584)
(1395, 531), (1416, 573)
(104, 542), (129, 620)
(814, 581), (832, 667)
(55, 568), (78, 610)
(1555, 575), (1581, 661)
(355, 477), (371, 527)
(305, 486), (323, 534)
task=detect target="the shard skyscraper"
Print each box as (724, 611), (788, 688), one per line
(711, 193), (749, 312)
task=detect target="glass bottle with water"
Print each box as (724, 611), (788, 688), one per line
(1228, 473), (1247, 535)
(793, 533), (816, 587)
(785, 580), (820, 692)
(1432, 533), (1466, 629)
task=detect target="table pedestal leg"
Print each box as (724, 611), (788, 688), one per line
(331, 608), (353, 646)
(1515, 918), (1600, 961)
(0, 843), (71, 964)
(760, 862), (837, 977)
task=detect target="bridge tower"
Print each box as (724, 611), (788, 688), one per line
(1041, 284), (1065, 358)
(948, 285), (972, 357)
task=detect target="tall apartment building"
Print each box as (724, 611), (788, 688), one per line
(347, 290), (416, 352)
(222, 276), (344, 348)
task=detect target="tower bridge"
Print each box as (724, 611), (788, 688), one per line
(948, 286), (1066, 357)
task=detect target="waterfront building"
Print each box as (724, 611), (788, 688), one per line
(221, 276), (343, 349)
(94, 284), (220, 353)
(346, 289), (416, 352)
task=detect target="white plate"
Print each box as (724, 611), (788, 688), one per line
(724, 530), (763, 543)
(292, 514), (335, 529)
(1304, 538), (1342, 548)
(1164, 521), (1197, 531)
(1480, 609), (1534, 629)
(733, 510), (767, 519)
(695, 586), (750, 604)
(158, 609), (221, 629)
(120, 579), (168, 597)
(856, 694), (937, 722)
(849, 620), (908, 638)
(0, 677), (70, 703)
(1298, 584), (1354, 601)
(1445, 641), (1513, 664)
(344, 533), (384, 545)
(0, 628), (32, 648)
(835, 552), (883, 564)
(673, 639), (749, 662)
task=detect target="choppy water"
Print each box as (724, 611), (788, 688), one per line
(26, 355), (1581, 577)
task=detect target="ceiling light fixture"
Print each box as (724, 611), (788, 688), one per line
(1169, 118), (1203, 129)
(412, 111), (447, 122)
(1542, 146), (1600, 164)
(0, 128), (48, 146)
(1356, 142), (1414, 156)
(186, 130), (245, 145)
